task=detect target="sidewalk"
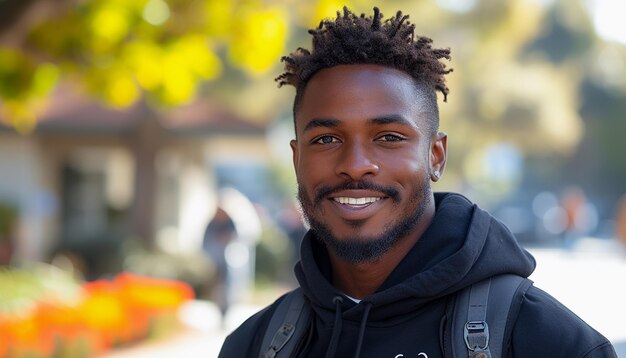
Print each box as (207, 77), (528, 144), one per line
(527, 239), (626, 355)
(99, 300), (267, 358)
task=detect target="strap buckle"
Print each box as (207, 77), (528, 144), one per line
(261, 323), (295, 358)
(464, 320), (490, 351)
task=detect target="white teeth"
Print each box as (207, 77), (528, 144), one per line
(334, 197), (381, 205)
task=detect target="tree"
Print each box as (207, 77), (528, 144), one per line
(0, 0), (313, 132)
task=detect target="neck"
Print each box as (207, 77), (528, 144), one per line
(329, 200), (436, 299)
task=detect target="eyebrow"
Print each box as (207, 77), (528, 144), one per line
(368, 114), (415, 127)
(301, 114), (416, 133)
(302, 118), (340, 133)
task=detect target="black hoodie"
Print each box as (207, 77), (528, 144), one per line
(219, 193), (616, 357)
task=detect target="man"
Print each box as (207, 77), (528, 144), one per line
(219, 7), (616, 357)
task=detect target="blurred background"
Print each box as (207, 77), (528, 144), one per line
(1, 0), (626, 357)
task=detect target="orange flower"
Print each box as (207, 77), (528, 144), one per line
(78, 280), (132, 351)
(0, 312), (55, 357)
(0, 272), (194, 357)
(114, 273), (194, 339)
(35, 301), (99, 356)
(0, 316), (11, 357)
(115, 272), (194, 313)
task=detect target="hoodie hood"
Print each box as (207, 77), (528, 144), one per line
(294, 192), (536, 325)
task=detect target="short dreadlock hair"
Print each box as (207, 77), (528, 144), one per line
(276, 7), (452, 135)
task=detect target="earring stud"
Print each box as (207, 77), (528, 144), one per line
(432, 170), (441, 180)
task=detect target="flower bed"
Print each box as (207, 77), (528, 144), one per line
(0, 265), (194, 358)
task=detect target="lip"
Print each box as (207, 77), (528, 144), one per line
(327, 190), (388, 221)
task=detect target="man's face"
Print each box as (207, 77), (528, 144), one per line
(291, 64), (446, 263)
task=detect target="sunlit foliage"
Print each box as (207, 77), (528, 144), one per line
(0, 0), (295, 131)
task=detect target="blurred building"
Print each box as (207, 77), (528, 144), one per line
(0, 83), (272, 277)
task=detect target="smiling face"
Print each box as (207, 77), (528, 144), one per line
(292, 64), (447, 263)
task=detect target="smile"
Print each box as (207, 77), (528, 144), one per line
(328, 194), (387, 221)
(333, 197), (382, 205)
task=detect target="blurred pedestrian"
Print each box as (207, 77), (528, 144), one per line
(276, 199), (307, 267)
(560, 186), (597, 250)
(202, 207), (236, 322)
(615, 194), (626, 249)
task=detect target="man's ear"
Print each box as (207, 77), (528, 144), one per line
(430, 131), (447, 182)
(290, 139), (299, 170)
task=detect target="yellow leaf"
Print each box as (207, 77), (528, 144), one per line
(172, 35), (222, 80)
(89, 3), (131, 50)
(204, 0), (234, 37)
(31, 63), (60, 98)
(125, 41), (164, 90)
(229, 7), (288, 76)
(104, 71), (139, 108)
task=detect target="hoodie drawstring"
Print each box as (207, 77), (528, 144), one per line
(325, 296), (344, 358)
(353, 302), (372, 358)
(325, 297), (372, 358)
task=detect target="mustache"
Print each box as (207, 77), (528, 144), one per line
(314, 180), (400, 203)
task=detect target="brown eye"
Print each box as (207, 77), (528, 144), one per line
(315, 135), (338, 144)
(378, 134), (403, 142)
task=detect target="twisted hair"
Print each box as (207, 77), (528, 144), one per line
(276, 6), (453, 132)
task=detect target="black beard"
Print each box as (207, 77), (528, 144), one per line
(297, 176), (431, 264)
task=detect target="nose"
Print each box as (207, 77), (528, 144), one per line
(335, 140), (380, 180)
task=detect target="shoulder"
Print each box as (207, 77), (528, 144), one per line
(218, 292), (291, 358)
(510, 285), (617, 357)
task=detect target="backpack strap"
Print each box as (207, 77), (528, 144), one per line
(443, 274), (533, 358)
(464, 278), (493, 357)
(260, 288), (311, 358)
